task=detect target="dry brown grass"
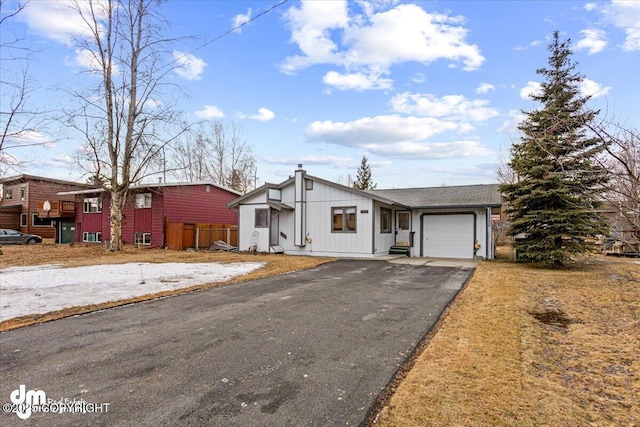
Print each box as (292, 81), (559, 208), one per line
(0, 244), (333, 332)
(376, 255), (640, 427)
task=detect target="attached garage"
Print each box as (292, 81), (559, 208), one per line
(422, 214), (475, 259)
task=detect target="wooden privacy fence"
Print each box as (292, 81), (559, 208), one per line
(165, 223), (237, 251)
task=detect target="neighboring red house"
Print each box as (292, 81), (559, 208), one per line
(59, 181), (241, 248)
(0, 174), (93, 240)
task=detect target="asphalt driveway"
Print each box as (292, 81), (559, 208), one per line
(0, 259), (473, 427)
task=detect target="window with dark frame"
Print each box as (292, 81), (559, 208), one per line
(255, 208), (269, 228)
(381, 208), (392, 233)
(397, 211), (411, 230)
(20, 214), (27, 227)
(306, 179), (313, 190)
(332, 207), (356, 232)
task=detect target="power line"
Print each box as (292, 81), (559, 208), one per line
(196, 0), (290, 52)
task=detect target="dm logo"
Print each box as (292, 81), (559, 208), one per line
(10, 385), (46, 420)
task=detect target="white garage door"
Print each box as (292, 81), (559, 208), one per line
(423, 214), (474, 259)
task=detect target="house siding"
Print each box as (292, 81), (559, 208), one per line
(163, 185), (237, 224)
(0, 177), (87, 239)
(73, 184), (238, 248)
(278, 179), (375, 257)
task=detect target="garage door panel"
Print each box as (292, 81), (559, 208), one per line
(423, 214), (474, 259)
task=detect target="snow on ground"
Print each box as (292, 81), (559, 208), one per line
(0, 262), (264, 322)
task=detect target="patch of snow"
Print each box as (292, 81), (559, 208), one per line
(0, 262), (264, 321)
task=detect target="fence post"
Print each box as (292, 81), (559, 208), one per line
(195, 227), (199, 251)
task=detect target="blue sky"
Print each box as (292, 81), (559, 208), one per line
(1, 0), (639, 189)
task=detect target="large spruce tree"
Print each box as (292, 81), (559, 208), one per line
(500, 31), (607, 267)
(353, 156), (377, 190)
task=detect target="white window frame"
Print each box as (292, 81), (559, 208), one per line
(5, 189), (12, 200)
(135, 193), (152, 209)
(32, 213), (53, 227)
(135, 232), (151, 245)
(82, 231), (102, 243)
(83, 197), (102, 213)
(20, 186), (26, 200)
(20, 213), (27, 227)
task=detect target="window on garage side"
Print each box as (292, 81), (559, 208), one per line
(20, 213), (27, 227)
(380, 208), (392, 233)
(135, 193), (152, 209)
(255, 208), (269, 228)
(332, 206), (356, 232)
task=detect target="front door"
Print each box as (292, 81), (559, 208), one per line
(59, 221), (75, 244)
(395, 211), (411, 246)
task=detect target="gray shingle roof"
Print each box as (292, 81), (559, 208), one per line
(370, 184), (502, 208)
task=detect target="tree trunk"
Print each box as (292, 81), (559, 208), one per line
(109, 190), (127, 251)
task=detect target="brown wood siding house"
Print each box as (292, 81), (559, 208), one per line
(0, 174), (93, 240)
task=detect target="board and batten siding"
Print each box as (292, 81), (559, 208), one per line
(237, 191), (269, 252)
(373, 201), (396, 256)
(278, 179), (375, 257)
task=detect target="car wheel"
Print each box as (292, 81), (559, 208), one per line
(26, 238), (37, 245)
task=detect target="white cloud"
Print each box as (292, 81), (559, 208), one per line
(575, 29), (607, 54)
(173, 51), (207, 80)
(323, 70), (392, 91)
(476, 83), (495, 94)
(497, 110), (526, 134)
(21, 0), (108, 45)
(249, 108), (275, 122)
(519, 81), (542, 100)
(411, 73), (426, 83)
(194, 105), (225, 119)
(362, 140), (490, 159)
(3, 130), (52, 149)
(232, 8), (252, 33)
(263, 155), (359, 169)
(602, 0), (640, 51)
(305, 115), (488, 159)
(585, 3), (598, 12)
(281, 2), (484, 89)
(390, 93), (499, 122)
(580, 78), (611, 98)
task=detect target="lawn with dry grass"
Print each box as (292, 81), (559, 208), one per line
(375, 255), (640, 427)
(0, 243), (333, 331)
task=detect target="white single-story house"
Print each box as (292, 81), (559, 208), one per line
(227, 165), (502, 259)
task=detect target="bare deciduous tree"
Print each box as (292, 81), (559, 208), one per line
(171, 120), (256, 193)
(65, 0), (189, 250)
(0, 0), (49, 173)
(589, 121), (640, 253)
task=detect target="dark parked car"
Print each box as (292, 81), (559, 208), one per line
(0, 229), (43, 245)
